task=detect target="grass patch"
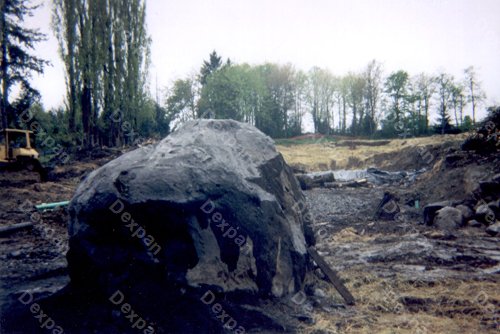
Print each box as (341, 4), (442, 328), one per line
(298, 271), (499, 334)
(274, 136), (336, 147)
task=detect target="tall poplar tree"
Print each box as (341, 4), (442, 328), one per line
(53, 0), (150, 147)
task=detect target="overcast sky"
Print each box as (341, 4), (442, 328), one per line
(27, 0), (500, 121)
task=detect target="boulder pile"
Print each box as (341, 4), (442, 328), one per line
(424, 173), (500, 236)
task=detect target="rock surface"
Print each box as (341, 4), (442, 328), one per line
(456, 204), (474, 221)
(486, 222), (500, 236)
(423, 201), (459, 225)
(475, 204), (496, 225)
(434, 207), (464, 231)
(67, 119), (314, 300)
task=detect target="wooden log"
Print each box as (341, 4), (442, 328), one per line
(296, 172), (335, 190)
(324, 179), (368, 189)
(307, 247), (355, 305)
(0, 222), (35, 236)
(344, 178), (368, 187)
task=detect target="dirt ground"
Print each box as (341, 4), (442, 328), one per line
(0, 138), (499, 333)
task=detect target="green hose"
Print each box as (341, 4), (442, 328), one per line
(35, 201), (70, 211)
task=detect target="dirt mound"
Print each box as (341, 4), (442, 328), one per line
(365, 141), (459, 172)
(414, 151), (500, 204)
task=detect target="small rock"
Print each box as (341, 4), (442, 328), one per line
(482, 264), (500, 274)
(486, 222), (500, 236)
(423, 201), (454, 225)
(468, 219), (482, 228)
(456, 205), (474, 221)
(10, 250), (22, 258)
(444, 153), (465, 167)
(425, 230), (448, 239)
(488, 201), (500, 218)
(475, 204), (496, 225)
(434, 207), (464, 230)
(295, 311), (314, 324)
(314, 288), (327, 298)
(478, 181), (500, 201)
(492, 173), (500, 183)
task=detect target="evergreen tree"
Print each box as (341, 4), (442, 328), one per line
(199, 50), (222, 86)
(0, 0), (49, 129)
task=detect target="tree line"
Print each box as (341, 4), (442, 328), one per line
(2, 0), (164, 149)
(0, 0), (49, 130)
(52, 0), (153, 148)
(167, 51), (486, 139)
(1, 1), (490, 155)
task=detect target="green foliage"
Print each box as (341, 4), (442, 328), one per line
(345, 72), (366, 136)
(435, 72), (454, 134)
(384, 70), (409, 125)
(165, 77), (197, 130)
(360, 115), (377, 136)
(195, 60), (302, 138)
(461, 115), (474, 132)
(199, 65), (247, 121)
(199, 50), (222, 86)
(53, 0), (151, 148)
(307, 67), (337, 134)
(363, 60), (383, 136)
(164, 56), (489, 140)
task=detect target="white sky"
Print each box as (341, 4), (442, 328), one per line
(27, 0), (500, 121)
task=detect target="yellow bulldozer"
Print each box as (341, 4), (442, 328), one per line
(0, 128), (46, 179)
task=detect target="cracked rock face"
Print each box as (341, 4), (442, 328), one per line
(67, 119), (314, 298)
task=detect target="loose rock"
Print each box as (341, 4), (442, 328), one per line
(468, 219), (483, 228)
(475, 204), (496, 225)
(456, 205), (474, 221)
(423, 201), (458, 225)
(486, 222), (500, 236)
(434, 207), (464, 231)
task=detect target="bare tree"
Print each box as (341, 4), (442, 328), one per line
(414, 73), (435, 134)
(435, 73), (454, 134)
(363, 60), (383, 135)
(464, 66), (485, 126)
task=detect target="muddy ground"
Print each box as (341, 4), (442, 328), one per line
(0, 141), (499, 333)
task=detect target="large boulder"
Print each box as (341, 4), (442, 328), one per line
(67, 119), (314, 300)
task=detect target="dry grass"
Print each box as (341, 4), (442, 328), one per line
(295, 228), (499, 333)
(276, 134), (467, 171)
(298, 272), (499, 334)
(279, 133), (499, 333)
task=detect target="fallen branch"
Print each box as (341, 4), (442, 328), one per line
(0, 222), (35, 236)
(307, 247), (355, 305)
(324, 178), (368, 188)
(296, 172), (335, 190)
